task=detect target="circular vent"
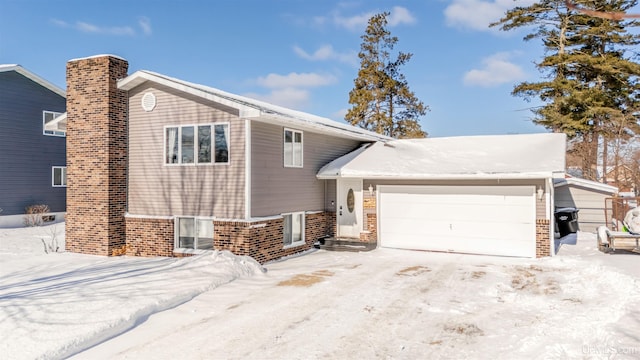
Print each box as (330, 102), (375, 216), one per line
(141, 92), (156, 112)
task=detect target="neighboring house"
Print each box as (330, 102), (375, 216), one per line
(604, 164), (637, 194)
(63, 55), (564, 262)
(554, 176), (618, 232)
(0, 65), (66, 228)
(318, 134), (566, 258)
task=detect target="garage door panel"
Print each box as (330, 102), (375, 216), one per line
(379, 185), (536, 258)
(381, 197), (533, 223)
(382, 234), (532, 257)
(382, 219), (533, 241)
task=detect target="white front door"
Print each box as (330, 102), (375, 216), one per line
(337, 179), (362, 238)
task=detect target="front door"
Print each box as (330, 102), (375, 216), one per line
(337, 178), (362, 238)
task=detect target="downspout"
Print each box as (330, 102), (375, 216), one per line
(245, 119), (251, 219)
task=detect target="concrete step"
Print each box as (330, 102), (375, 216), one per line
(314, 238), (376, 252)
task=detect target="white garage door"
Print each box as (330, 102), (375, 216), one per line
(379, 185), (536, 258)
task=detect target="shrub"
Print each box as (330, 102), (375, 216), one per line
(24, 204), (50, 227)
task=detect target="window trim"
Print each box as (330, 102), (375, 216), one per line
(164, 123), (230, 166)
(283, 128), (303, 168)
(43, 111), (65, 137)
(173, 216), (215, 251)
(52, 166), (67, 187)
(282, 211), (305, 248)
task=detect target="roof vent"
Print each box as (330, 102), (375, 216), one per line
(141, 92), (156, 112)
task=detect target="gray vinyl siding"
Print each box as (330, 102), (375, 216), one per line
(0, 71), (66, 215)
(251, 121), (362, 217)
(127, 83), (245, 218)
(364, 179), (548, 219)
(555, 185), (613, 232)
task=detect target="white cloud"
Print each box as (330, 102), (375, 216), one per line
(332, 108), (348, 121)
(444, 0), (536, 32)
(388, 6), (417, 26)
(332, 6), (416, 31)
(463, 52), (526, 87)
(333, 11), (374, 31)
(256, 72), (337, 89)
(293, 45), (358, 66)
(51, 17), (151, 36)
(244, 88), (311, 110)
(248, 71), (340, 110)
(76, 21), (135, 36)
(139, 17), (152, 35)
(50, 19), (69, 28)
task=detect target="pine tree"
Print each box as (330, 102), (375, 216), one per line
(491, 0), (640, 180)
(346, 12), (428, 138)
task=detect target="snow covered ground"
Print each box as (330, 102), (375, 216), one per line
(1, 223), (639, 359)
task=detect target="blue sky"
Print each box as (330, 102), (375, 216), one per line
(2, 1), (638, 137)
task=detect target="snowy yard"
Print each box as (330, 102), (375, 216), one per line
(1, 223), (639, 359)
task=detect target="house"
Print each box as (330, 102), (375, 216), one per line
(554, 176), (618, 233)
(317, 134), (566, 258)
(63, 55), (564, 262)
(62, 55), (388, 262)
(603, 164), (637, 194)
(0, 65), (67, 228)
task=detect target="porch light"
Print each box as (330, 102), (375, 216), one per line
(537, 186), (544, 201)
(368, 184), (374, 196)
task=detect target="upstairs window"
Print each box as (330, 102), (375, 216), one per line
(166, 124), (229, 165)
(43, 111), (65, 136)
(52, 167), (67, 187)
(284, 129), (303, 167)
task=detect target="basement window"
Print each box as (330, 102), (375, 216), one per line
(283, 212), (305, 248)
(175, 217), (214, 250)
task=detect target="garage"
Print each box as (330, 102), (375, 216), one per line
(378, 185), (536, 257)
(317, 133), (567, 258)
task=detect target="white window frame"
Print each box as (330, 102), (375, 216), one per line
(283, 128), (303, 168)
(283, 211), (305, 248)
(174, 216), (215, 251)
(52, 166), (67, 187)
(43, 111), (65, 137)
(164, 123), (230, 166)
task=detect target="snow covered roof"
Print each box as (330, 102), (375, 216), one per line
(317, 133), (567, 180)
(118, 70), (391, 142)
(0, 64), (65, 97)
(554, 176), (618, 194)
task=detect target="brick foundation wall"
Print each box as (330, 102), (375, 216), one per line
(125, 217), (174, 257)
(536, 219), (551, 258)
(213, 212), (332, 264)
(66, 55), (129, 256)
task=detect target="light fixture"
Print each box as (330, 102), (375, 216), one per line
(537, 186), (544, 200)
(368, 184), (374, 196)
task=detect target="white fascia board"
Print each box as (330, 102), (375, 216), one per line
(553, 177), (618, 193)
(324, 172), (555, 180)
(1, 65), (66, 98)
(117, 71), (261, 117)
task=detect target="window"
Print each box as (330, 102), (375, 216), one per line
(165, 124), (229, 165)
(43, 111), (65, 136)
(284, 129), (303, 167)
(52, 167), (67, 187)
(283, 212), (305, 247)
(175, 217), (214, 250)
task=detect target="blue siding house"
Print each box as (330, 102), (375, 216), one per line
(0, 65), (66, 227)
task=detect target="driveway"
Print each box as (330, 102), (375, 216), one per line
(72, 247), (640, 360)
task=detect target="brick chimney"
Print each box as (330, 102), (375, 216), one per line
(65, 55), (129, 255)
